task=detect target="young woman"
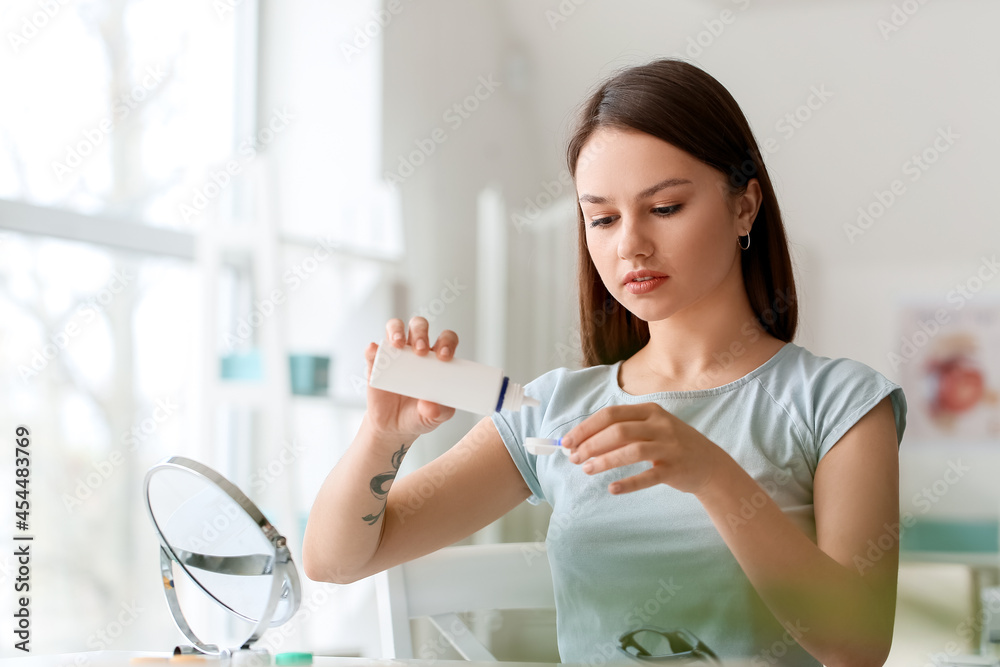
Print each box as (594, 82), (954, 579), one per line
(303, 59), (906, 666)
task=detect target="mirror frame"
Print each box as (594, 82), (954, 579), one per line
(143, 456), (301, 654)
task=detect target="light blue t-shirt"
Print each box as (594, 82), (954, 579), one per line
(490, 342), (906, 665)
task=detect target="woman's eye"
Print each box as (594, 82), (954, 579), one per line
(588, 215), (617, 228)
(587, 206), (680, 228)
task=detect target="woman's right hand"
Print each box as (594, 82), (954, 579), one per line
(362, 316), (460, 440)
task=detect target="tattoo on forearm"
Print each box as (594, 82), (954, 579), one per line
(362, 444), (409, 525)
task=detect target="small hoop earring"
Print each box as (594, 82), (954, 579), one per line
(738, 233), (750, 251)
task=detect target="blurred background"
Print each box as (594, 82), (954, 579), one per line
(0, 0), (998, 664)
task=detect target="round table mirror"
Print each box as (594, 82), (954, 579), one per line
(143, 456), (301, 656)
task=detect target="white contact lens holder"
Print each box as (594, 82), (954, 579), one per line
(524, 437), (569, 456)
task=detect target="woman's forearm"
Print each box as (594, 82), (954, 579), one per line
(302, 414), (417, 584)
(695, 458), (896, 667)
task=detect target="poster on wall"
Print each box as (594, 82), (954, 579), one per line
(893, 301), (1000, 443)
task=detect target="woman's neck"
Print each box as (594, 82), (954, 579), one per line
(623, 285), (787, 393)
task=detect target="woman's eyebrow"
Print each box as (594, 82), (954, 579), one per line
(578, 177), (693, 204)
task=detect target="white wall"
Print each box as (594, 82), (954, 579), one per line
(383, 1), (1000, 519)
(381, 1), (549, 467)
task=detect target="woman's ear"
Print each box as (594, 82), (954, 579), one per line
(737, 178), (763, 232)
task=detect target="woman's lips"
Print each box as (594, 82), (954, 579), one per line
(624, 276), (668, 294)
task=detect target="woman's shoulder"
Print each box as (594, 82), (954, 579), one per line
(765, 341), (907, 451)
(772, 342), (895, 389)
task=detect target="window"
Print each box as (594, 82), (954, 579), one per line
(2, 0), (395, 657)
(1, 0), (237, 227)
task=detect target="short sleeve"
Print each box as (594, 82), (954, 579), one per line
(812, 359), (908, 464)
(489, 368), (568, 506)
(491, 411), (544, 505)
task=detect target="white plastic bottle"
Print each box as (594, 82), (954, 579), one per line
(368, 338), (540, 415)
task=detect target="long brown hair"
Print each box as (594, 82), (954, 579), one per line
(567, 58), (798, 367)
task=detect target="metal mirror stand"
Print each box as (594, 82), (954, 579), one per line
(145, 456), (301, 657)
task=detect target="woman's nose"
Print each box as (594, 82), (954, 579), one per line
(617, 216), (653, 259)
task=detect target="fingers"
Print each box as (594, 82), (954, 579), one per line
(576, 441), (650, 475)
(386, 318), (406, 347)
(607, 467), (663, 495)
(568, 419), (644, 464)
(563, 404), (645, 452)
(364, 341), (377, 381)
(407, 316), (430, 352)
(432, 329), (459, 360)
(384, 316), (458, 359)
(419, 399), (456, 424)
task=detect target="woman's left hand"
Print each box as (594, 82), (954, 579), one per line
(562, 403), (730, 496)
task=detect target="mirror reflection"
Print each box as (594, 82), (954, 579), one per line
(146, 466), (276, 624)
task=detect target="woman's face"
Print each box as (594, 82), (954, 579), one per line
(575, 126), (758, 324)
